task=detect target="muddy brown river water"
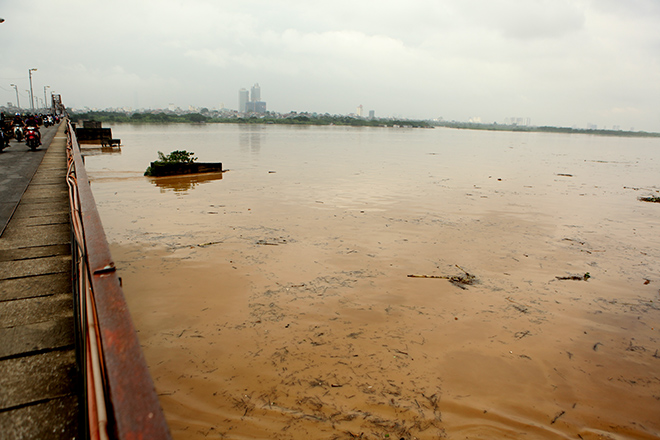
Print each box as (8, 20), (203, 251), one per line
(84, 124), (660, 439)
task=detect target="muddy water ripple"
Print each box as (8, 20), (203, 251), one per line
(85, 124), (660, 439)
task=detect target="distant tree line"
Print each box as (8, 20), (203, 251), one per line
(69, 111), (210, 124)
(68, 111), (657, 137)
(434, 121), (660, 138)
(67, 111), (432, 128)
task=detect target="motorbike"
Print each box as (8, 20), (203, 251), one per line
(0, 122), (10, 151)
(25, 126), (41, 150)
(13, 124), (24, 141)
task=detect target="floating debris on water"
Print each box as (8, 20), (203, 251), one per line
(408, 265), (477, 289)
(556, 272), (591, 281)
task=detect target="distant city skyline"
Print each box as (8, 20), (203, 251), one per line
(237, 83), (267, 114)
(48, 98), (646, 132)
(0, 95), (623, 131)
(59, 102), (651, 132)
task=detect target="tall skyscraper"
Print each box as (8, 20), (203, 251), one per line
(238, 88), (249, 112)
(239, 84), (266, 113)
(251, 83), (261, 102)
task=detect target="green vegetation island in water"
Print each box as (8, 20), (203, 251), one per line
(68, 111), (660, 138)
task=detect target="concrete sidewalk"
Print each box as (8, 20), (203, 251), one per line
(0, 125), (59, 236)
(0, 122), (80, 439)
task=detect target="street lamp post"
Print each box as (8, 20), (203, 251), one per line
(44, 85), (50, 111)
(28, 68), (37, 110)
(10, 84), (20, 109)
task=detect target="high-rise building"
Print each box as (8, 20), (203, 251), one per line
(368, 110), (375, 119)
(254, 101), (267, 113)
(246, 101), (267, 113)
(357, 105), (363, 117)
(239, 84), (266, 113)
(238, 88), (249, 112)
(251, 83), (261, 102)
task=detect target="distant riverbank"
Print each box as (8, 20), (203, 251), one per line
(68, 111), (432, 128)
(435, 121), (660, 138)
(69, 111), (659, 138)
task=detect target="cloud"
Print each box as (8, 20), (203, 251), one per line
(463, 0), (586, 40)
(1, 0), (658, 130)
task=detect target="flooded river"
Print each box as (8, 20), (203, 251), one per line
(84, 123), (660, 439)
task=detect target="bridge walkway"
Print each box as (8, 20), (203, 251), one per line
(0, 122), (80, 438)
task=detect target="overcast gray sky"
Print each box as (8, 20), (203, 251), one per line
(1, 0), (659, 130)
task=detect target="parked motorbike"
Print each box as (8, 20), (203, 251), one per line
(25, 126), (40, 150)
(13, 124), (24, 141)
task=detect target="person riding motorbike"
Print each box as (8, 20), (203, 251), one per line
(24, 114), (41, 145)
(0, 126), (6, 151)
(12, 113), (25, 141)
(24, 114), (38, 126)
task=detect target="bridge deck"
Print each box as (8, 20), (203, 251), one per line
(0, 123), (80, 438)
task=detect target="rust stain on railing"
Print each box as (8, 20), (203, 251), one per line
(66, 119), (172, 440)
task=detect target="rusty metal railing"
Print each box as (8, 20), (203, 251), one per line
(66, 120), (171, 440)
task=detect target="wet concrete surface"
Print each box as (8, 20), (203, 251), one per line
(0, 123), (79, 439)
(0, 126), (58, 237)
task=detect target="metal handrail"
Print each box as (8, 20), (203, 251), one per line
(66, 120), (171, 440)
